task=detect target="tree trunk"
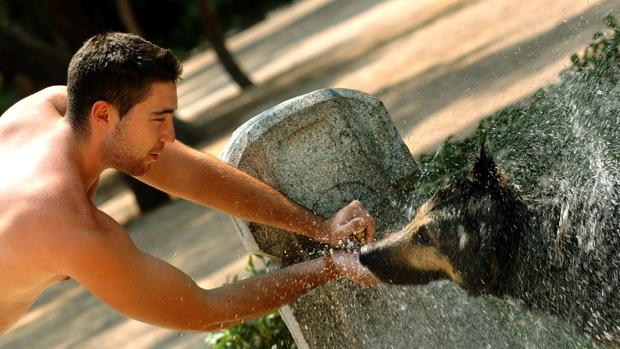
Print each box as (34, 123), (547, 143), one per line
(115, 0), (144, 36)
(39, 0), (97, 53)
(0, 26), (69, 93)
(197, 0), (254, 89)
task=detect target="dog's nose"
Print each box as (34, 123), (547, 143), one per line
(359, 244), (382, 268)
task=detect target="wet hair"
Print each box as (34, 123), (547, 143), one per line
(66, 32), (182, 134)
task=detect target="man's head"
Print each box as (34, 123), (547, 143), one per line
(66, 32), (182, 176)
(66, 32), (182, 135)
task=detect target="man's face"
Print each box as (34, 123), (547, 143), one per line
(102, 81), (177, 176)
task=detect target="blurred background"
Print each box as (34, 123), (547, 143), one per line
(1, 0), (618, 348)
(0, 0), (289, 102)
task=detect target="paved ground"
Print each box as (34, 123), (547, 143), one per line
(1, 0), (618, 348)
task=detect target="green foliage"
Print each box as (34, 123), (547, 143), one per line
(568, 15), (620, 75)
(414, 15), (620, 199)
(414, 102), (524, 200)
(204, 255), (297, 349)
(205, 311), (296, 349)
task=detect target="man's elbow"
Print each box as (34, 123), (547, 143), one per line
(201, 322), (231, 332)
(169, 317), (237, 333)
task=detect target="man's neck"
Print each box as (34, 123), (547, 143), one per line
(65, 121), (106, 193)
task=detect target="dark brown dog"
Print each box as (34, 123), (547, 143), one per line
(359, 146), (619, 345)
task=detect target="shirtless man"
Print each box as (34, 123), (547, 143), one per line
(0, 32), (377, 334)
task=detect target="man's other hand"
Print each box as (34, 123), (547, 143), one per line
(326, 250), (380, 286)
(322, 200), (376, 246)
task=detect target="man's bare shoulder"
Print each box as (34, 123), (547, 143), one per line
(0, 86), (66, 121)
(0, 179), (96, 292)
(12, 183), (134, 273)
(7, 182), (92, 242)
(49, 203), (140, 281)
(4, 174), (99, 239)
(0, 179), (131, 325)
(35, 181), (111, 237)
(29, 85), (66, 104)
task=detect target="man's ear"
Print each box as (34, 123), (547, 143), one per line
(90, 101), (117, 127)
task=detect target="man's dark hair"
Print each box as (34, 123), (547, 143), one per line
(66, 32), (182, 134)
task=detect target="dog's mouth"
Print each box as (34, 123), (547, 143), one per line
(359, 244), (445, 285)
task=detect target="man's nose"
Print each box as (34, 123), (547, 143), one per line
(160, 118), (176, 143)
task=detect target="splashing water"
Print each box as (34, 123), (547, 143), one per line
(488, 58), (620, 344)
(407, 21), (620, 347)
(220, 18), (620, 348)
(295, 44), (618, 349)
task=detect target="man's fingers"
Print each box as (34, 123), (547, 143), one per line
(343, 215), (376, 244)
(342, 217), (368, 243)
(349, 263), (381, 285)
(327, 200), (376, 245)
(364, 214), (376, 243)
(349, 200), (363, 211)
(338, 200), (363, 221)
(347, 201), (375, 242)
(358, 272), (381, 286)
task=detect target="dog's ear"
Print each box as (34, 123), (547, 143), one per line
(471, 141), (499, 186)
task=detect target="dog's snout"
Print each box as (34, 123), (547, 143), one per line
(359, 244), (382, 269)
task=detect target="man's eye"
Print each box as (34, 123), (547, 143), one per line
(416, 228), (431, 246)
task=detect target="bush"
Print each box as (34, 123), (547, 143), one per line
(414, 15), (620, 199)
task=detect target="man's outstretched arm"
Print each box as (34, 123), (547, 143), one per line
(28, 87), (375, 245)
(56, 210), (376, 332)
(140, 141), (375, 245)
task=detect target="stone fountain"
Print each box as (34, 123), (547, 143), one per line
(220, 88), (594, 348)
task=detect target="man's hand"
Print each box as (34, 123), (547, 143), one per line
(322, 200), (376, 246)
(325, 250), (380, 286)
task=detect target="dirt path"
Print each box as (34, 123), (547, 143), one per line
(1, 0), (618, 348)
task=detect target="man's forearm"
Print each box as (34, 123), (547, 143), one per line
(200, 157), (328, 239)
(143, 143), (330, 240)
(199, 255), (335, 332)
(64, 219), (338, 334)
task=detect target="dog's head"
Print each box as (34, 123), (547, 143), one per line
(360, 146), (523, 294)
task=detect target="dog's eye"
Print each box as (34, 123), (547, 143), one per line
(416, 228), (431, 246)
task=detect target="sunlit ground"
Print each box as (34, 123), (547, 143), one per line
(1, 0), (618, 348)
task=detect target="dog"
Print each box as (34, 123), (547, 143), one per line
(359, 146), (620, 346)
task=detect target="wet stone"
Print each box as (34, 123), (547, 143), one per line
(221, 88), (594, 348)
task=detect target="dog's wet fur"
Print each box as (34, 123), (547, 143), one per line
(360, 146), (620, 345)
(360, 147), (525, 294)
